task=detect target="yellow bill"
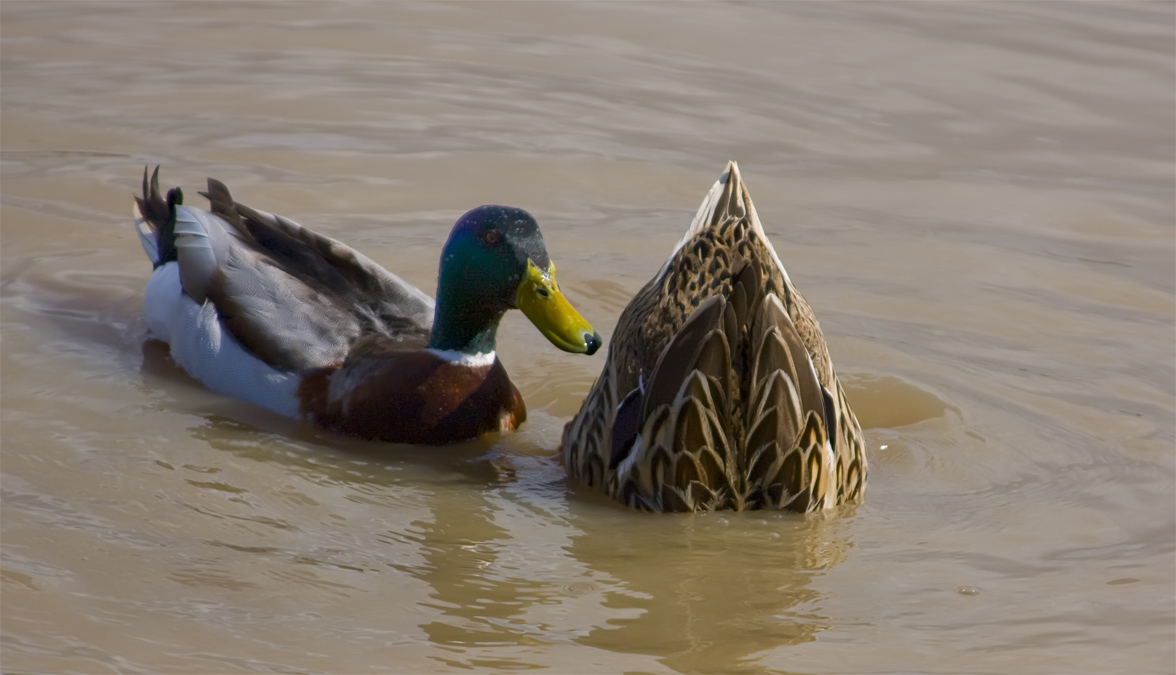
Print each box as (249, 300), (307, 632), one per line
(516, 260), (602, 355)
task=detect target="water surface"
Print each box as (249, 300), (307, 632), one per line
(2, 2), (1173, 673)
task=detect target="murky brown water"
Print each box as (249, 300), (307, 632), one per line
(3, 2), (1173, 673)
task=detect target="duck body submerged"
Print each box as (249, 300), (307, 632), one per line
(562, 162), (866, 512)
(134, 168), (599, 444)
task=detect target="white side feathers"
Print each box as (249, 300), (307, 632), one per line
(143, 262), (302, 419)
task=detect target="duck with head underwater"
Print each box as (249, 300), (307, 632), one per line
(133, 167), (601, 444)
(562, 161), (865, 512)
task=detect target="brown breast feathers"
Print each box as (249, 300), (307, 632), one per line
(298, 347), (526, 445)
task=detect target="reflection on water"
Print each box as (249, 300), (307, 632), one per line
(3, 1), (1173, 673)
(841, 373), (950, 430)
(568, 511), (854, 674)
(405, 490), (545, 669)
(338, 449), (856, 673)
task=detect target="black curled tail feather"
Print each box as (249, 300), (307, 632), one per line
(134, 165), (183, 268)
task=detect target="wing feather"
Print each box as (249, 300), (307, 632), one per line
(136, 170), (435, 373)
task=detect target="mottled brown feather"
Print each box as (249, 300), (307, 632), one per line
(562, 161), (866, 512)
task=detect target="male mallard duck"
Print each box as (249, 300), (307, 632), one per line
(133, 167), (601, 444)
(562, 161), (865, 512)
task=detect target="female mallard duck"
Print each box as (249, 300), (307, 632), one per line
(133, 167), (601, 444)
(562, 161), (865, 512)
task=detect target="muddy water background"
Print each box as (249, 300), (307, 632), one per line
(2, 2), (1173, 673)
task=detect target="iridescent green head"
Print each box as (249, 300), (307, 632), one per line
(429, 205), (602, 357)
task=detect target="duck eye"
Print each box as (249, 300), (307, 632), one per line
(483, 229), (501, 245)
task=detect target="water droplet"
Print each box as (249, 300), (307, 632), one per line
(879, 445), (888, 450)
(560, 581), (596, 595)
(957, 585), (980, 596)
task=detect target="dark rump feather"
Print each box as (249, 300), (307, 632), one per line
(134, 165), (183, 268)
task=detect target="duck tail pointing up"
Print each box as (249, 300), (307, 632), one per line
(660, 161), (792, 286)
(133, 165), (183, 268)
